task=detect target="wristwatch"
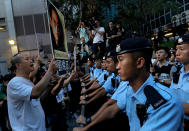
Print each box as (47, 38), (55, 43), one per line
(85, 95), (88, 99)
(161, 79), (165, 83)
(86, 117), (91, 124)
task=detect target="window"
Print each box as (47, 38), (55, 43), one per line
(0, 18), (6, 31)
(185, 0), (189, 4)
(151, 20), (156, 29)
(185, 3), (189, 10)
(14, 16), (24, 36)
(178, 6), (184, 13)
(34, 14), (45, 33)
(160, 16), (165, 26)
(165, 13), (171, 24)
(0, 18), (5, 23)
(0, 26), (6, 31)
(23, 15), (35, 35)
(177, 0), (184, 4)
(156, 19), (160, 28)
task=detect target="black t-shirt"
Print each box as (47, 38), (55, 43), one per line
(153, 63), (173, 83)
(106, 28), (117, 45)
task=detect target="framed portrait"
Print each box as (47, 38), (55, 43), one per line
(47, 0), (68, 60)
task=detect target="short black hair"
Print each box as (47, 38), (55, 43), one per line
(155, 47), (169, 54)
(155, 46), (170, 58)
(132, 48), (153, 72)
(107, 51), (118, 64)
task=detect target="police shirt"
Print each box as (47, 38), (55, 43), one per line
(97, 70), (109, 86)
(170, 66), (189, 119)
(103, 73), (120, 96)
(117, 75), (184, 131)
(111, 81), (129, 111)
(89, 66), (95, 80)
(93, 68), (103, 78)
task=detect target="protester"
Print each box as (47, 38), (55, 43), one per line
(7, 54), (58, 131)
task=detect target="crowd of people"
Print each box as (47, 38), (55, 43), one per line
(0, 19), (189, 131)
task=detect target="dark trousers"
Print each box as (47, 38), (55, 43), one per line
(0, 101), (9, 131)
(92, 42), (106, 56)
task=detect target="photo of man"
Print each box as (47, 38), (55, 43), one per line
(47, 0), (68, 59)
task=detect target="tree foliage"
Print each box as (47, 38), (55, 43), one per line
(50, 0), (114, 32)
(115, 0), (180, 36)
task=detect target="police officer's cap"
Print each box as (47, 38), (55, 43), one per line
(177, 34), (189, 45)
(107, 51), (118, 63)
(107, 51), (117, 58)
(117, 37), (152, 55)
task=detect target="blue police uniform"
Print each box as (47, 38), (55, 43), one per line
(89, 65), (95, 80)
(116, 75), (184, 131)
(103, 73), (120, 97)
(170, 34), (189, 122)
(97, 70), (109, 86)
(170, 66), (189, 119)
(115, 37), (184, 131)
(93, 68), (103, 78)
(111, 81), (129, 111)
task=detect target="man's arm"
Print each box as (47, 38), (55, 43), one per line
(91, 99), (116, 120)
(77, 99), (116, 124)
(30, 59), (58, 99)
(94, 28), (104, 36)
(81, 81), (100, 94)
(85, 78), (96, 87)
(51, 76), (65, 96)
(74, 102), (120, 131)
(80, 87), (103, 104)
(86, 88), (106, 105)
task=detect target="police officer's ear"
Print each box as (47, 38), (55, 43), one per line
(136, 57), (145, 69)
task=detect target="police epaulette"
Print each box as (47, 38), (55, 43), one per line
(173, 65), (182, 84)
(144, 85), (167, 109)
(117, 81), (120, 88)
(104, 74), (107, 80)
(111, 78), (115, 88)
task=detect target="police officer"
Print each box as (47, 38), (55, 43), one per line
(73, 37), (184, 131)
(82, 58), (103, 88)
(81, 56), (109, 95)
(79, 51), (120, 105)
(75, 81), (129, 131)
(80, 57), (95, 82)
(170, 34), (189, 129)
(116, 37), (184, 130)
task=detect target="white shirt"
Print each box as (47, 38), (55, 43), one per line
(92, 27), (105, 43)
(7, 77), (46, 131)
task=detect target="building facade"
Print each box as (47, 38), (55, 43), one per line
(0, 0), (52, 75)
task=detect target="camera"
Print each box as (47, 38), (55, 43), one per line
(85, 18), (96, 30)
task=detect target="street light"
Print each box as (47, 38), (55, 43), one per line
(8, 39), (16, 45)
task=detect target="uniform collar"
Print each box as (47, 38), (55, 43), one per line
(180, 66), (189, 74)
